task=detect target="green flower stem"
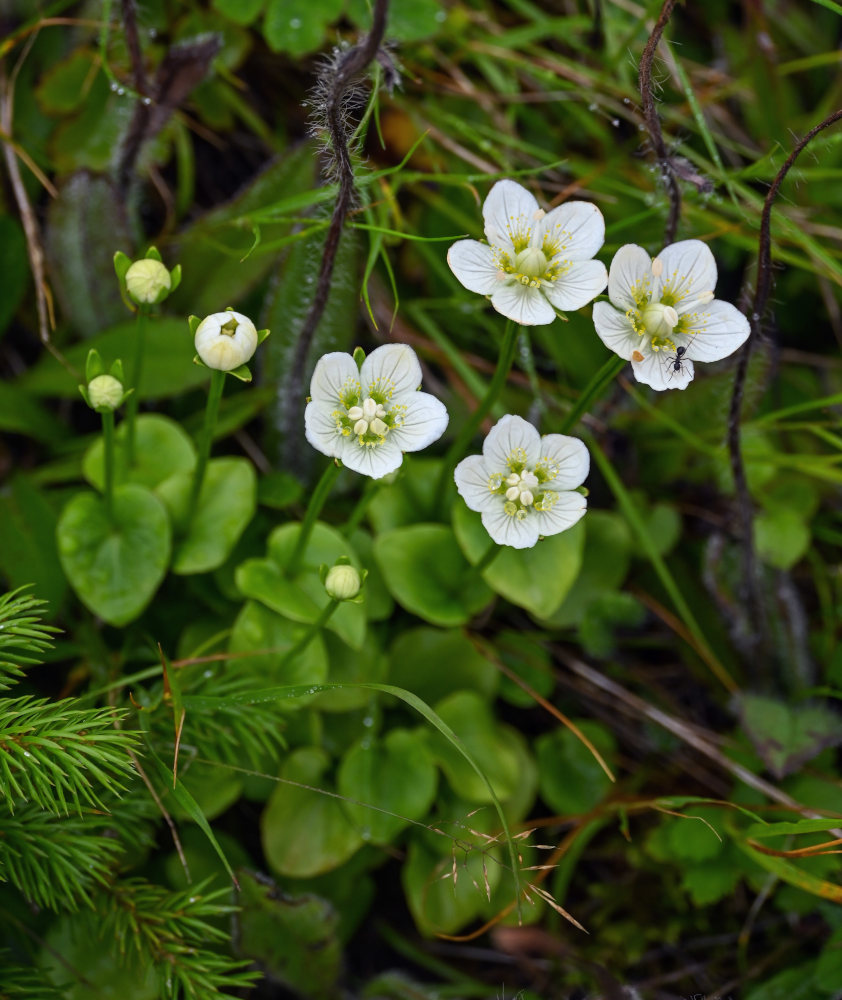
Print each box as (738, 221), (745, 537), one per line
(278, 599), (339, 668)
(436, 318), (519, 513)
(343, 477), (381, 536)
(463, 538), (501, 586)
(288, 461), (341, 576)
(559, 354), (626, 434)
(186, 368), (226, 526)
(125, 307), (148, 467)
(101, 409), (116, 522)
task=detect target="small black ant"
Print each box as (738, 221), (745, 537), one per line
(664, 335), (696, 380)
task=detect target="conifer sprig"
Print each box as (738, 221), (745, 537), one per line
(0, 587), (59, 692)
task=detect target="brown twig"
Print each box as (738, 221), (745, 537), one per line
(727, 108), (842, 658)
(281, 0), (391, 456)
(638, 0), (681, 245)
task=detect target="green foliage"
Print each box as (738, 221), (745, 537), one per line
(4, 0), (842, 994)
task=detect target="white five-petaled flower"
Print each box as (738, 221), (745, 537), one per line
(447, 179), (608, 326)
(592, 240), (750, 390)
(454, 415), (588, 549)
(194, 310), (258, 371)
(304, 344), (449, 479)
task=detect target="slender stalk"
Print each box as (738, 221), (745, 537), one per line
(186, 368), (225, 525)
(436, 319), (519, 511)
(343, 477), (381, 536)
(125, 307), (147, 467)
(278, 600), (340, 668)
(559, 355), (626, 434)
(288, 461), (341, 576)
(102, 409), (116, 522)
(463, 539), (501, 587)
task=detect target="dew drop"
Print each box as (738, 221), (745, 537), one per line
(148, 28), (157, 38)
(638, 124), (646, 131)
(359, 739), (371, 750)
(611, 118), (620, 128)
(109, 81), (119, 92)
(361, 827), (371, 840)
(751, 312), (760, 321)
(290, 17), (302, 28)
(623, 97), (631, 105)
(588, 102), (597, 111)
(116, 87), (125, 96)
(142, 97), (152, 106)
(435, 10), (446, 21)
(203, 669), (213, 678)
(362, 716), (374, 728)
(23, 751), (31, 757)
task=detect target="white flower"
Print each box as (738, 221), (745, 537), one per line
(194, 310), (258, 371)
(592, 240), (750, 390)
(447, 179), (607, 326)
(454, 415), (588, 549)
(304, 344), (449, 479)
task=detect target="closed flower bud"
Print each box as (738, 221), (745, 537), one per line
(325, 564), (362, 601)
(87, 374), (124, 411)
(194, 311), (258, 371)
(125, 258), (172, 305)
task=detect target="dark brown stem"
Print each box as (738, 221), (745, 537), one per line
(727, 108), (842, 654)
(638, 0), (681, 245)
(284, 0), (389, 445)
(121, 0), (147, 97)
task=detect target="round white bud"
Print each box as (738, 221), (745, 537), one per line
(125, 259), (172, 305)
(324, 564), (362, 601)
(194, 311), (258, 371)
(87, 374), (124, 411)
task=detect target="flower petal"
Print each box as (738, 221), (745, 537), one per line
(304, 400), (343, 458)
(447, 240), (502, 295)
(655, 239), (716, 309)
(481, 507), (541, 549)
(631, 351), (694, 391)
(483, 414), (541, 471)
(531, 491), (588, 537)
(339, 438), (404, 479)
(454, 454), (499, 513)
(681, 299), (750, 362)
(608, 244), (653, 311)
(310, 352), (360, 405)
(361, 343), (422, 400)
(490, 282), (556, 325)
(389, 391), (449, 453)
(543, 260), (607, 311)
(536, 434), (589, 491)
(539, 201), (605, 260)
(482, 180), (540, 253)
(592, 301), (638, 360)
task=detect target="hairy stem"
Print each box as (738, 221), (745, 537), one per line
(283, 0), (390, 451)
(727, 107), (842, 654)
(638, 0), (681, 245)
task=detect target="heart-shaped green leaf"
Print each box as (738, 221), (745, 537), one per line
(157, 457), (256, 574)
(338, 729), (437, 844)
(56, 485), (170, 626)
(83, 414), (196, 491)
(373, 524), (493, 627)
(452, 503), (585, 619)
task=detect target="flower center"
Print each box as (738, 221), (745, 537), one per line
(513, 247), (548, 279)
(347, 396), (388, 438)
(489, 467), (557, 520)
(220, 317), (239, 336)
(641, 303), (679, 340)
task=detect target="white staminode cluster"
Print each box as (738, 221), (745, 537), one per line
(592, 240), (750, 390)
(304, 343), (449, 479)
(454, 414), (589, 549)
(447, 179), (608, 326)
